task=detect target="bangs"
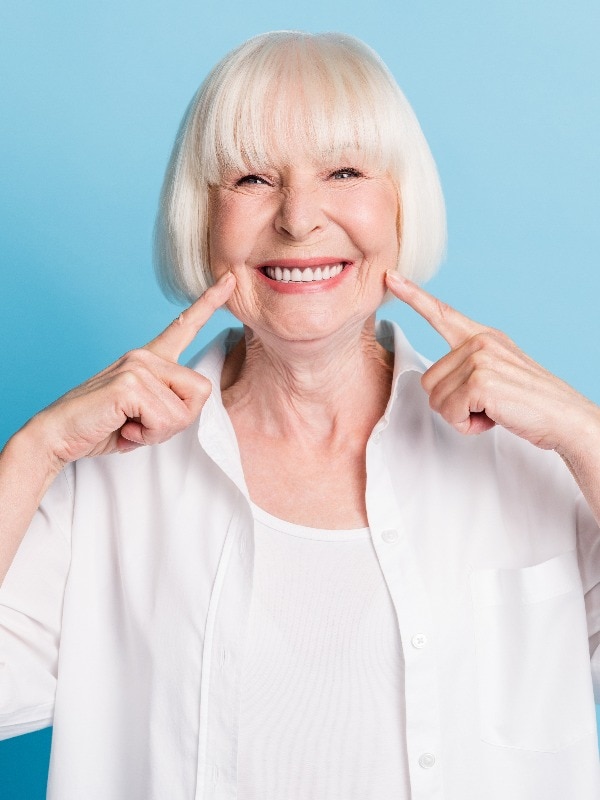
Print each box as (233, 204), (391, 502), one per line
(195, 33), (401, 181)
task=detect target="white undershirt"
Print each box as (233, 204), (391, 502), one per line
(237, 504), (411, 800)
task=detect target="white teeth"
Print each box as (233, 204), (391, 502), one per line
(264, 263), (345, 283)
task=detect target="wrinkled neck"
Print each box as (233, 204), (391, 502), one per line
(221, 316), (393, 440)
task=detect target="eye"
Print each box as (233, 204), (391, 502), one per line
(329, 167), (363, 180)
(235, 174), (270, 186)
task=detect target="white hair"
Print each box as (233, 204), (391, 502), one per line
(154, 31), (446, 302)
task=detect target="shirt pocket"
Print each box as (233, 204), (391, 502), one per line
(470, 549), (597, 753)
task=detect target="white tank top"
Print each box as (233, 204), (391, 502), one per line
(237, 504), (411, 799)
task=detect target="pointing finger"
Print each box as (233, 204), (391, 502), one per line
(146, 271), (236, 361)
(385, 271), (483, 349)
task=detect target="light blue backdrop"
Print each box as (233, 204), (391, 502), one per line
(1, 1), (598, 796)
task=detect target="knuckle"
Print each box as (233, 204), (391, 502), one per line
(472, 328), (511, 349)
(201, 293), (219, 314)
(427, 385), (443, 411)
(470, 331), (494, 349)
(420, 372), (433, 394)
(170, 405), (193, 429)
(121, 348), (153, 369)
(468, 368), (494, 393)
(434, 297), (452, 323)
(197, 375), (213, 394)
(129, 347), (153, 364)
(466, 349), (493, 371)
(116, 370), (142, 391)
(188, 391), (211, 418)
(439, 398), (458, 424)
(189, 372), (212, 396)
(488, 326), (511, 342)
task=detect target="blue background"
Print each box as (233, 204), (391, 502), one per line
(1, 0), (598, 795)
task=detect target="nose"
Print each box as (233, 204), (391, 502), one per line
(274, 185), (328, 241)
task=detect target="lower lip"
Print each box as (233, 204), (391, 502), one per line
(256, 264), (353, 294)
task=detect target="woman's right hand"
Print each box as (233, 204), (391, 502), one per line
(30, 271), (236, 469)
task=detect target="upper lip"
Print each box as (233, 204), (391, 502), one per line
(258, 257), (352, 269)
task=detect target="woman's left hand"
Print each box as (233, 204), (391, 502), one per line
(385, 271), (600, 459)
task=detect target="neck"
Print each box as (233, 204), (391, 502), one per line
(221, 317), (393, 441)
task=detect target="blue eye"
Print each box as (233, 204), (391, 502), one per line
(236, 174), (269, 186)
(330, 168), (362, 180)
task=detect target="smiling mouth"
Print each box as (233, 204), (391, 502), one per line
(260, 263), (348, 283)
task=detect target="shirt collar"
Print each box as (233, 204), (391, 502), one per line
(186, 327), (244, 390)
(374, 319), (430, 427)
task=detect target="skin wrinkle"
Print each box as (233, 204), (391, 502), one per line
(222, 318), (393, 442)
(208, 162), (399, 334)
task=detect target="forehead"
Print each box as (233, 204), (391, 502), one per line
(205, 56), (396, 181)
(216, 103), (390, 178)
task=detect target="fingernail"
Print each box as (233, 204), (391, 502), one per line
(218, 271), (235, 285)
(385, 270), (405, 285)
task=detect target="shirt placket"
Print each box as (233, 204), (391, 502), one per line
(366, 419), (446, 800)
(194, 393), (254, 800)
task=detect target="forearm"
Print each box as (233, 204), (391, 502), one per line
(556, 404), (600, 526)
(0, 419), (63, 585)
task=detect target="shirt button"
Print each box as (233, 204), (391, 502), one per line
(381, 529), (399, 543)
(418, 752), (436, 769)
(411, 633), (428, 649)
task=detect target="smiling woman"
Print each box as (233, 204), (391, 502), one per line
(1, 29), (600, 800)
(154, 31), (446, 302)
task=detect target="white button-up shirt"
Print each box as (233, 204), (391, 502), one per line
(1, 321), (599, 799)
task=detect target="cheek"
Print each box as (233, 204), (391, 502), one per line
(209, 212), (237, 263)
(208, 195), (253, 268)
(344, 187), (399, 258)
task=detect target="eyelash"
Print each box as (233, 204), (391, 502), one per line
(235, 167), (364, 187)
(330, 167), (363, 180)
(236, 174), (270, 186)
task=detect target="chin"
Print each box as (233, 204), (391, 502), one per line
(249, 308), (374, 346)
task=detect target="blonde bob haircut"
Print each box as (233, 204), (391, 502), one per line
(154, 31), (446, 303)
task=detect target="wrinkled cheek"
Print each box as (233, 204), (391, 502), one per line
(225, 283), (262, 325)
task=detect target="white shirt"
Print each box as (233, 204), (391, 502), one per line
(237, 506), (410, 799)
(1, 321), (599, 800)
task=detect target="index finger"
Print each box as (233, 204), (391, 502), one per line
(385, 271), (483, 349)
(146, 271), (236, 361)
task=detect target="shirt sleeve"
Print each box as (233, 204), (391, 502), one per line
(0, 466), (73, 739)
(576, 492), (600, 703)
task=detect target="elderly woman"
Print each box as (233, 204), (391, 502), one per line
(1, 30), (599, 800)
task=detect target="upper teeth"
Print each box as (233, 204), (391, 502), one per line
(264, 264), (345, 282)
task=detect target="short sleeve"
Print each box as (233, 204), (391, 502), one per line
(0, 466), (73, 739)
(575, 492), (600, 703)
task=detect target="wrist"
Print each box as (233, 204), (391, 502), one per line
(8, 414), (66, 486)
(554, 400), (600, 474)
